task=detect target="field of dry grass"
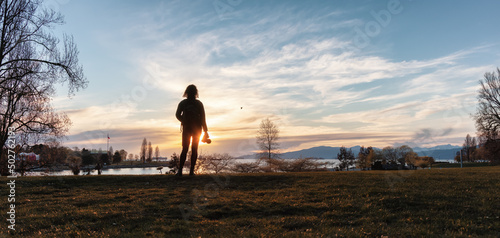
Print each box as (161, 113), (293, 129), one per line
(1, 167), (499, 237)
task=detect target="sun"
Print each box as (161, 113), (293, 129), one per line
(199, 132), (217, 144)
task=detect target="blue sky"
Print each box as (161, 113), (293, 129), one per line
(50, 0), (500, 157)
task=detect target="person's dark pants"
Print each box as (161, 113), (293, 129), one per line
(179, 127), (201, 176)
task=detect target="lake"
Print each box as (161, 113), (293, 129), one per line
(23, 158), (338, 176)
(26, 167), (167, 176)
(18, 158), (454, 176)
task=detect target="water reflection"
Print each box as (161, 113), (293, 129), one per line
(29, 167), (165, 176)
(23, 159), (343, 176)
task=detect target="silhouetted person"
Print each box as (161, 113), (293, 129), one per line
(175, 84), (208, 176)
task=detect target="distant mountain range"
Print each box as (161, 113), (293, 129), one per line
(239, 144), (461, 161)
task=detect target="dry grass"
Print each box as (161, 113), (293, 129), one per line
(1, 167), (499, 237)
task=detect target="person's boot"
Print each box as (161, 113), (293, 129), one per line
(189, 166), (195, 176)
(190, 155), (197, 176)
(176, 167), (183, 177)
(177, 157), (186, 177)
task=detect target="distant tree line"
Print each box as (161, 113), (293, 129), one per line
(1, 135), (167, 176)
(140, 138), (160, 163)
(163, 144), (435, 175)
(334, 145), (434, 171)
(1, 139), (134, 176)
(68, 146), (133, 175)
(454, 133), (499, 164)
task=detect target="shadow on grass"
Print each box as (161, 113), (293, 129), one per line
(1, 168), (499, 237)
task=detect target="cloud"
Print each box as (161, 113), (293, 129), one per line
(54, 1), (497, 156)
(129, 25), (488, 153)
(64, 127), (181, 155)
(403, 127), (462, 148)
(270, 131), (410, 153)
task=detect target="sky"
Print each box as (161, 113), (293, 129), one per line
(48, 0), (500, 157)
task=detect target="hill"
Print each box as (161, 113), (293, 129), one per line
(241, 145), (461, 161)
(280, 146), (360, 159)
(413, 144), (461, 161)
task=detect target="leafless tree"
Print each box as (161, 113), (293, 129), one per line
(154, 145), (159, 162)
(382, 146), (398, 164)
(198, 153), (235, 174)
(337, 146), (355, 171)
(108, 146), (113, 159)
(473, 68), (500, 164)
(232, 161), (261, 173)
(357, 146), (373, 170)
(0, 0), (86, 175)
(474, 68), (500, 139)
(462, 134), (477, 162)
(140, 138), (147, 163)
(119, 149), (128, 162)
(256, 118), (280, 160)
(395, 145), (414, 167)
(147, 141), (152, 163)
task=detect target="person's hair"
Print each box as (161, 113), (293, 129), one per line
(183, 84), (198, 99)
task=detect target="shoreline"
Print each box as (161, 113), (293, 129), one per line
(29, 162), (171, 172)
(102, 163), (170, 169)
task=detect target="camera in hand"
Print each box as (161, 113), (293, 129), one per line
(202, 132), (211, 144)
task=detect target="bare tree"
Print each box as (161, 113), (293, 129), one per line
(119, 149), (128, 162)
(280, 157), (329, 172)
(140, 138), (147, 163)
(395, 145), (414, 167)
(232, 161), (261, 173)
(337, 146), (355, 171)
(256, 118), (280, 160)
(167, 153), (180, 174)
(0, 0), (86, 174)
(405, 151), (419, 169)
(357, 146), (373, 170)
(198, 153), (234, 174)
(108, 146), (113, 160)
(473, 68), (500, 164)
(147, 141), (152, 163)
(474, 68), (500, 139)
(154, 146), (159, 162)
(382, 146), (398, 164)
(462, 134), (477, 162)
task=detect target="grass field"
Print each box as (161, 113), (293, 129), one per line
(431, 162), (492, 169)
(1, 167), (499, 237)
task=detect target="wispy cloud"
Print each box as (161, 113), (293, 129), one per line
(54, 1), (500, 155)
(115, 23), (488, 152)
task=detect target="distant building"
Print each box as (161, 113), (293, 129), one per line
(17, 152), (40, 162)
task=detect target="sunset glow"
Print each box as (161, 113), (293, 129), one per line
(51, 0), (500, 157)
